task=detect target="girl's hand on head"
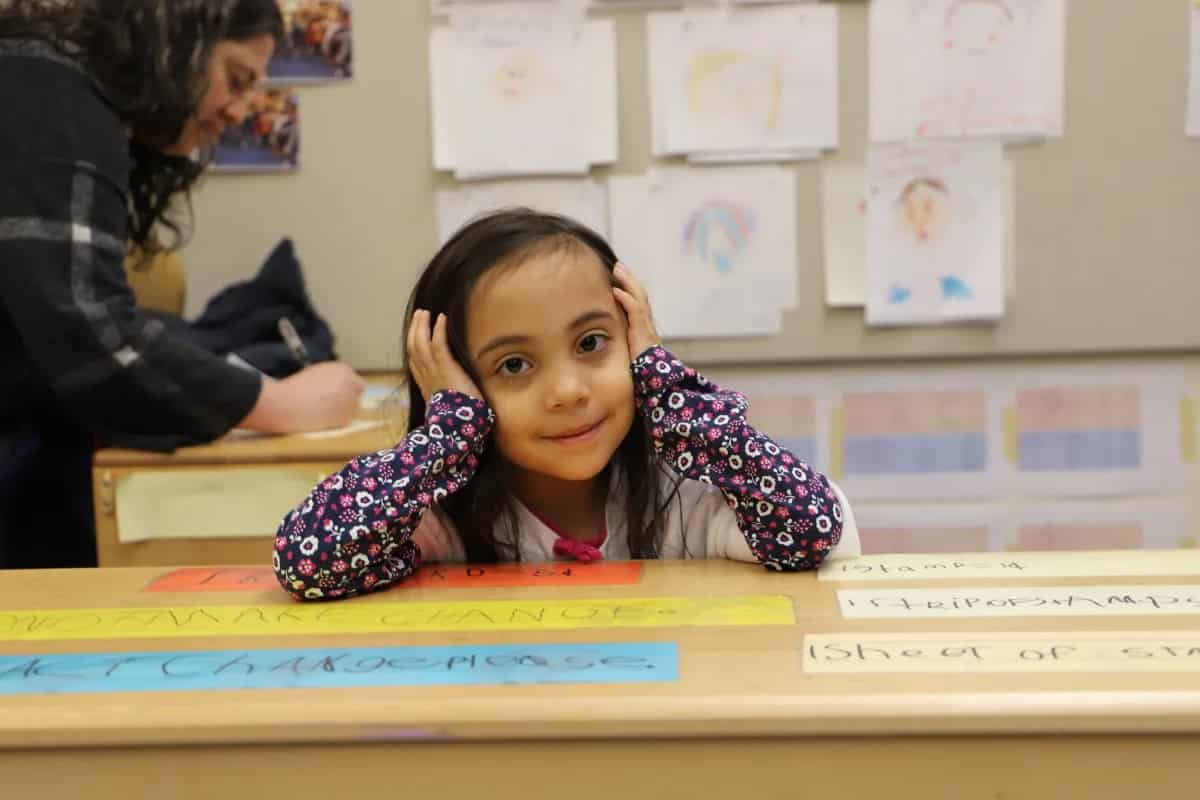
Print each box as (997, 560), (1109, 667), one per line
(406, 310), (482, 403)
(612, 263), (661, 360)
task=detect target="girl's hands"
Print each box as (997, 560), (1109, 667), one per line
(406, 310), (481, 402)
(612, 263), (661, 360)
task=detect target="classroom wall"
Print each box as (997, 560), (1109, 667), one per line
(184, 1), (1200, 368)
(179, 2), (1200, 547)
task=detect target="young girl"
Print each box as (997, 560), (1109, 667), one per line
(274, 209), (859, 600)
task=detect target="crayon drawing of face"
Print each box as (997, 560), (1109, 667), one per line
(896, 178), (950, 244)
(686, 49), (783, 133)
(490, 51), (546, 105)
(682, 201), (756, 274)
(943, 0), (1015, 53)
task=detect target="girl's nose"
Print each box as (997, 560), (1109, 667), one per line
(546, 368), (589, 409)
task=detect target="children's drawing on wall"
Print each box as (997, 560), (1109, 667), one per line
(682, 201), (756, 275)
(942, 0), (1016, 53)
(437, 8), (596, 178)
(865, 142), (1006, 325)
(488, 48), (561, 106)
(606, 166), (796, 338)
(429, 18), (617, 179)
(269, 1), (352, 83)
(686, 50), (783, 137)
(648, 6), (838, 157)
(210, 88), (299, 172)
(869, 0), (1065, 141)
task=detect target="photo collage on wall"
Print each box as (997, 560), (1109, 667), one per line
(211, 1), (353, 173)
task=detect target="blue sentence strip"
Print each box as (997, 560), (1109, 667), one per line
(0, 642), (679, 695)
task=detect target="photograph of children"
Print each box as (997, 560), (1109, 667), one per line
(210, 88), (301, 172)
(268, 0), (353, 83)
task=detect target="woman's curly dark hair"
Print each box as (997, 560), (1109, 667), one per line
(0, 0), (284, 251)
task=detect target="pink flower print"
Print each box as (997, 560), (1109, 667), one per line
(461, 424), (476, 438)
(275, 536), (287, 551)
(297, 559), (316, 576)
(332, 560), (349, 573)
(400, 452), (415, 465)
(706, 429), (721, 441)
(680, 408), (694, 420)
(363, 574), (378, 587)
(362, 477), (377, 491)
(339, 495), (354, 508)
(368, 543), (382, 557)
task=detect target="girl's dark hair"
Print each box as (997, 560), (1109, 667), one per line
(404, 208), (682, 563)
(0, 0), (284, 251)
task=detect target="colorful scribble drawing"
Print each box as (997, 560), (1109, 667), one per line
(686, 49), (783, 134)
(682, 201), (756, 274)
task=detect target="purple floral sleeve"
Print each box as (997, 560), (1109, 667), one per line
(273, 391), (494, 601)
(633, 346), (843, 571)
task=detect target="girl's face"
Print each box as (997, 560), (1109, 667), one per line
(902, 183), (946, 242)
(166, 34), (275, 156)
(464, 246), (636, 495)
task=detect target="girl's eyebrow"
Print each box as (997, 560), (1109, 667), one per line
(474, 309), (616, 362)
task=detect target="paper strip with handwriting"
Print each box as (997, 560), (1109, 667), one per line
(0, 642), (679, 695)
(0, 595), (794, 642)
(803, 632), (1200, 673)
(145, 562), (644, 593)
(838, 585), (1200, 619)
(820, 549), (1200, 582)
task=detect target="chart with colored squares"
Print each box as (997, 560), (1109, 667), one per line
(831, 383), (998, 500)
(1000, 368), (1191, 495)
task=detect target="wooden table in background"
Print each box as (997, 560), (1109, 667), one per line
(92, 407), (400, 568)
(0, 558), (1197, 798)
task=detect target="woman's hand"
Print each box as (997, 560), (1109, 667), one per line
(406, 309), (481, 402)
(612, 263), (661, 360)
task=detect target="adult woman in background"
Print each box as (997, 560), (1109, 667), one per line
(0, 0), (365, 568)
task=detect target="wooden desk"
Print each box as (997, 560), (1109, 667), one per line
(92, 413), (399, 567)
(0, 557), (1197, 798)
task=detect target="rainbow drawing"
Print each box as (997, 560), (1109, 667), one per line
(1014, 386), (1141, 471)
(841, 390), (988, 475)
(746, 394), (818, 467)
(681, 201), (756, 274)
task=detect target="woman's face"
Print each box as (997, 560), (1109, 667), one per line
(165, 34), (276, 156)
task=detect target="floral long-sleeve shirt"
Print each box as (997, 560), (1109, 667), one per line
(274, 347), (850, 600)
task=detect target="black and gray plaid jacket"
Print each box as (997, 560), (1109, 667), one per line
(0, 40), (259, 452)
